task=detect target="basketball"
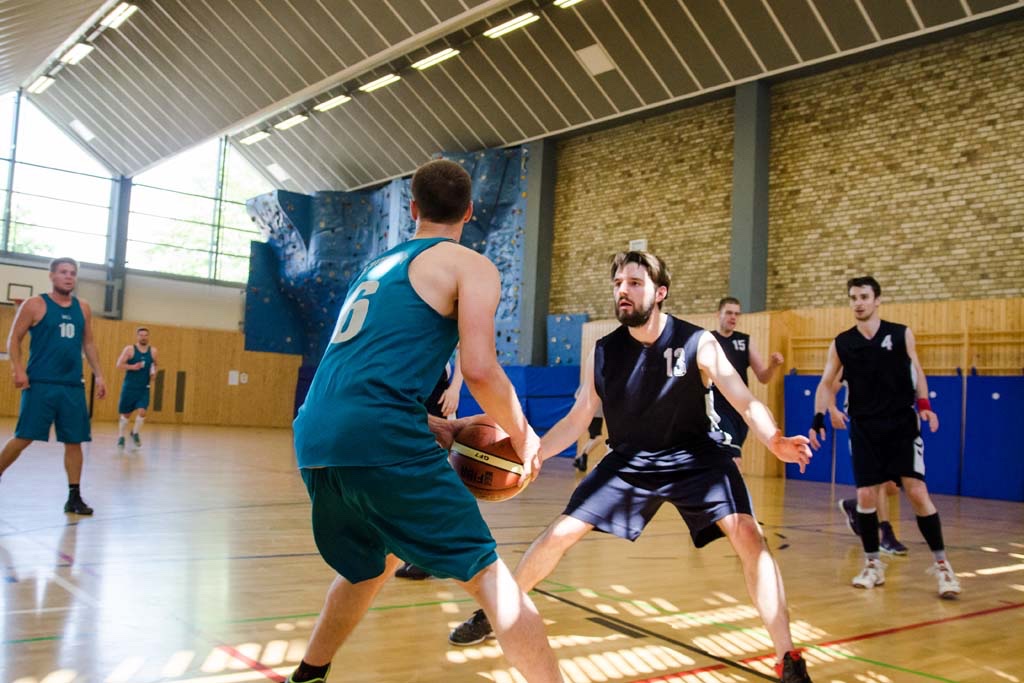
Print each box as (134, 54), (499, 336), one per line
(449, 418), (527, 502)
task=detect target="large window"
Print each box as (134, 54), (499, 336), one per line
(2, 96), (112, 264)
(128, 138), (272, 282)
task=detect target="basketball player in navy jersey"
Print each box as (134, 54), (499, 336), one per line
(0, 258), (106, 515)
(287, 160), (563, 683)
(711, 297), (784, 465)
(115, 327), (158, 450)
(809, 276), (960, 599)
(450, 251), (814, 683)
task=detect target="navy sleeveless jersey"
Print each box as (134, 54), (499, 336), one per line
(835, 320), (915, 419)
(26, 294), (85, 386)
(293, 238), (460, 468)
(710, 330), (750, 423)
(595, 316), (720, 471)
(122, 346), (153, 390)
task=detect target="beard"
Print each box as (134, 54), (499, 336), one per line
(53, 285), (73, 296)
(615, 297), (656, 327)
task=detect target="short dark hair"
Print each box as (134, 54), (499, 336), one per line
(49, 257), (78, 273)
(411, 159), (472, 224)
(847, 276), (881, 298)
(136, 327), (149, 334)
(610, 251), (671, 303)
(718, 296), (741, 311)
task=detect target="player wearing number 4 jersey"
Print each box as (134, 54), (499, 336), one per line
(809, 276), (960, 599)
(0, 258), (106, 515)
(288, 160), (563, 683)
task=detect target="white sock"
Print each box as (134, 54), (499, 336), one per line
(134, 416), (145, 434)
(118, 416), (128, 437)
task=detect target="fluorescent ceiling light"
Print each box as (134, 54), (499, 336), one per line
(411, 48), (460, 70)
(554, 0), (586, 7)
(100, 3), (138, 29)
(60, 43), (95, 65)
(483, 13), (539, 39)
(240, 131), (270, 145)
(27, 76), (56, 94)
(274, 114), (308, 130)
(70, 119), (96, 141)
(313, 94), (351, 112)
(266, 163), (290, 181)
(576, 44), (615, 75)
(358, 74), (401, 93)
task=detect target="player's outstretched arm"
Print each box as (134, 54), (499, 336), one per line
(905, 327), (939, 433)
(7, 297), (44, 389)
(697, 332), (811, 472)
(80, 300), (106, 399)
(455, 253), (539, 484)
(538, 350), (601, 461)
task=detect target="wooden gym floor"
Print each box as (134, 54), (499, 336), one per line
(1, 419), (1022, 683)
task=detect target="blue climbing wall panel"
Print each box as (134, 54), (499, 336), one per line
(547, 314), (588, 366)
(244, 147), (529, 370)
(962, 376), (1024, 501)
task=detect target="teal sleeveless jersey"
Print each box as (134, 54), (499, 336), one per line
(26, 294), (85, 386)
(294, 238), (460, 468)
(122, 346), (153, 390)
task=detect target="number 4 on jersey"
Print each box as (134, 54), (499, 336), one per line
(880, 334), (893, 350)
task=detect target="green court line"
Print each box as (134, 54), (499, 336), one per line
(4, 635), (61, 645)
(224, 585), (578, 624)
(800, 644), (960, 683)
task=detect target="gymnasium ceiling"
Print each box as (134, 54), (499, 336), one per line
(16, 0), (1024, 193)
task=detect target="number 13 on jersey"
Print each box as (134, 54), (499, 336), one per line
(331, 281), (379, 344)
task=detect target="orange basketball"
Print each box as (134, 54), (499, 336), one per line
(449, 418), (527, 502)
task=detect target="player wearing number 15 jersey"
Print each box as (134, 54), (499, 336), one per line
(0, 257), (107, 515)
(287, 160), (561, 683)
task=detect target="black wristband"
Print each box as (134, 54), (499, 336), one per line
(812, 412), (826, 431)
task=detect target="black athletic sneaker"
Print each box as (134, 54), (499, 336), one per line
(879, 522), (908, 555)
(573, 453), (588, 471)
(776, 650), (812, 682)
(64, 496), (94, 515)
(394, 562), (431, 580)
(838, 498), (859, 536)
(448, 608), (493, 646)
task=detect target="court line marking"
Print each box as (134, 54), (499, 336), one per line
(217, 645), (286, 683)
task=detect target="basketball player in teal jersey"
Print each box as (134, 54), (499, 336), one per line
(287, 160), (563, 683)
(115, 327), (157, 449)
(0, 257), (106, 515)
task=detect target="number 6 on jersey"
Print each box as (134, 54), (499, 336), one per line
(331, 281), (379, 344)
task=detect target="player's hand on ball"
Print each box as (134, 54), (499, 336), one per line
(514, 425), (542, 487)
(771, 431), (812, 473)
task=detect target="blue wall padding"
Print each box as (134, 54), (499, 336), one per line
(783, 374), (833, 482)
(527, 397), (575, 429)
(525, 365), (581, 397)
(918, 376), (962, 495)
(963, 376), (1024, 501)
(547, 314), (588, 366)
(245, 148), (529, 368)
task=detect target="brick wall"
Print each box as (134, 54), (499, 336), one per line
(549, 98), (735, 319)
(769, 21), (1024, 309)
(549, 20), (1024, 316)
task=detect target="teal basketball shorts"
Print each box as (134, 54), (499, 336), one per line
(15, 382), (91, 443)
(118, 386), (150, 414)
(300, 453), (498, 584)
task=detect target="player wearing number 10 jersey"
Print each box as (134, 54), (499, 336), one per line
(287, 160), (562, 683)
(0, 257), (107, 515)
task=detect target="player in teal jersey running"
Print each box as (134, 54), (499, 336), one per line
(0, 258), (107, 514)
(115, 327), (158, 449)
(287, 160), (563, 683)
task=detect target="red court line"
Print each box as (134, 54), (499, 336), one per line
(218, 644), (286, 682)
(632, 602), (1024, 682)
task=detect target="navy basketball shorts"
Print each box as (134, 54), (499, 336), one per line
(849, 410), (925, 488)
(300, 452), (498, 584)
(714, 407), (749, 457)
(563, 454), (754, 548)
(15, 382), (91, 443)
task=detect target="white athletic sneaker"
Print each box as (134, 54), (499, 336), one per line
(852, 559), (886, 589)
(927, 560), (962, 599)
